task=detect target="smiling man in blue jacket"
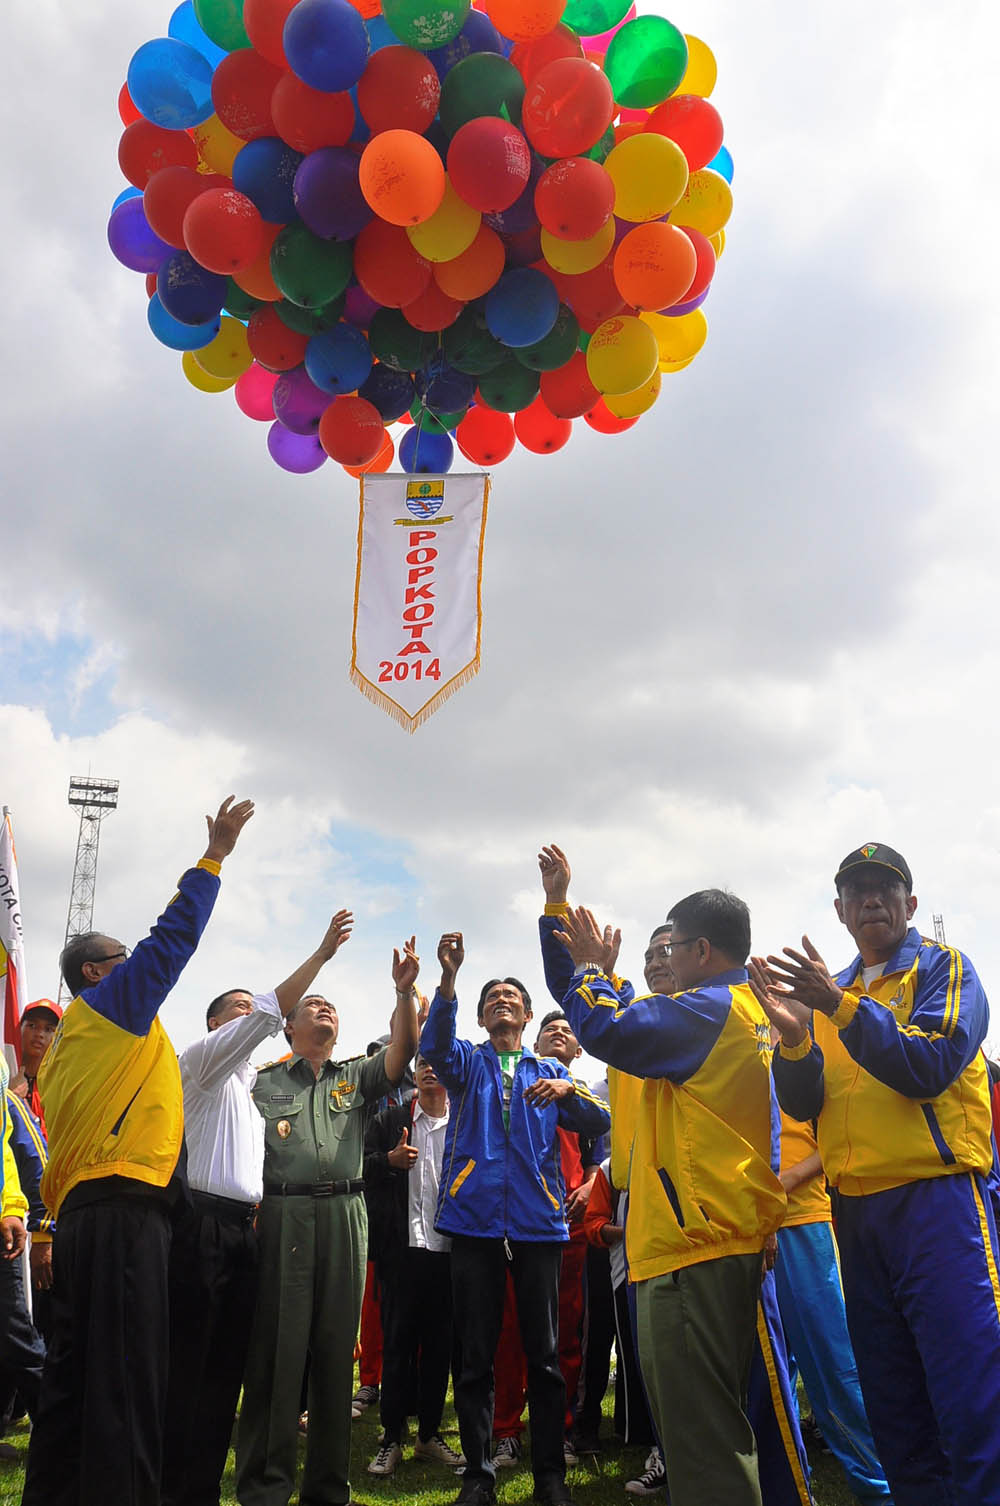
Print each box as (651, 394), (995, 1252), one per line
(419, 932), (611, 1506)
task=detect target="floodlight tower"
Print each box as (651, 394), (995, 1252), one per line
(933, 913), (947, 945)
(58, 776), (119, 1004)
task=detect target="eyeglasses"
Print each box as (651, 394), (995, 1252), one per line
(651, 938), (701, 959)
(94, 947), (130, 964)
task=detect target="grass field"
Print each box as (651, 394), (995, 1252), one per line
(0, 1377), (860, 1505)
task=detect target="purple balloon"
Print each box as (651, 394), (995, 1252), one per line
(267, 422), (328, 473)
(343, 284), (380, 328)
(293, 148), (373, 241)
(108, 197), (173, 273)
(483, 156), (544, 235)
(272, 365), (331, 434)
(661, 286), (710, 317)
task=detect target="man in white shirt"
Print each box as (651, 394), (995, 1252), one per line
(363, 1051), (462, 1478)
(161, 910), (354, 1506)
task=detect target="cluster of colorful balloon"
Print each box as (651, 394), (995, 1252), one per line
(110, 0), (733, 475)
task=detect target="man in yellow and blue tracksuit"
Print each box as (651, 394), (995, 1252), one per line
(5, 1083), (55, 1346)
(761, 842), (1000, 1506)
(548, 889), (787, 1506)
(0, 1058), (45, 1428)
(22, 795), (254, 1506)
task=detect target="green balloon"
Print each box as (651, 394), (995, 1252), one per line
(582, 126), (615, 164)
(410, 402), (468, 434)
(275, 296), (347, 334)
(193, 0), (250, 51)
(369, 309), (436, 373)
(578, 330), (591, 352)
(439, 54), (525, 136)
(270, 225), (353, 309)
(515, 305), (580, 372)
(562, 0), (632, 39)
(223, 280), (263, 320)
(442, 307), (507, 375)
(604, 16), (688, 110)
(477, 360), (540, 413)
(383, 0), (470, 50)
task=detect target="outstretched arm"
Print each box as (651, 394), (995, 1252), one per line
(418, 934), (474, 1090)
(385, 937), (421, 1085)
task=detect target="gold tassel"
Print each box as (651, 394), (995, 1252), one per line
(349, 658), (481, 732)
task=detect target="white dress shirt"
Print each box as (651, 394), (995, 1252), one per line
(407, 1099), (450, 1253)
(179, 991), (283, 1203)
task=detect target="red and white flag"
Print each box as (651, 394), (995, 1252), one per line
(1, 807), (28, 1068)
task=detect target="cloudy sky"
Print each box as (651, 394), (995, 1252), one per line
(3, 0), (998, 1068)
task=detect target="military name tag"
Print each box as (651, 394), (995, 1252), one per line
(277, 1120), (292, 1139)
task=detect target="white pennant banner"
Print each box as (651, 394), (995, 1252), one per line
(351, 472), (491, 731)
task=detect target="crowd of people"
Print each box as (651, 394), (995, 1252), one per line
(2, 797), (1000, 1506)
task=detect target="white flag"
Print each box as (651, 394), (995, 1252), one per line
(1, 808), (28, 1066)
(351, 472), (491, 731)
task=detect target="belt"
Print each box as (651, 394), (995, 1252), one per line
(191, 1189), (258, 1224)
(263, 1179), (365, 1198)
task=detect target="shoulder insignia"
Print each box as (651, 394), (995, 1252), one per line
(256, 1052), (294, 1072)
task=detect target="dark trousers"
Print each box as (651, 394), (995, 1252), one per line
(378, 1246), (452, 1444)
(451, 1235), (566, 1492)
(0, 1250), (45, 1420)
(576, 1243), (615, 1439)
(162, 1193), (259, 1506)
(22, 1194), (172, 1506)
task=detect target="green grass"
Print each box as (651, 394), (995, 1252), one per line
(0, 1377), (861, 1505)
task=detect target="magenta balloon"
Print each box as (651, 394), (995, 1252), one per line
(271, 365), (331, 433)
(343, 284), (380, 327)
(293, 147), (373, 241)
(267, 422), (328, 472)
(235, 362), (279, 420)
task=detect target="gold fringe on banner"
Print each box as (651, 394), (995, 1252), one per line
(349, 656), (481, 734)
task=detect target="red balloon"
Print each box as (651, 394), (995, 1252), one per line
(118, 120), (199, 188)
(534, 157), (614, 241)
(510, 24), (584, 83)
(503, 225), (543, 267)
(645, 95), (725, 172)
(271, 75), (355, 153)
(211, 49), (284, 142)
(448, 118), (532, 213)
(318, 395), (385, 465)
(235, 362), (280, 419)
(558, 255), (626, 330)
(584, 399), (638, 434)
(673, 226), (716, 304)
(144, 166), (229, 247)
(232, 222), (283, 300)
(402, 281), (465, 332)
(521, 59), (614, 158)
(145, 272), (159, 296)
(183, 188), (265, 274)
(514, 394), (572, 453)
(119, 82), (142, 126)
(343, 428), (394, 476)
(539, 351), (598, 418)
(247, 307), (310, 370)
(353, 219), (433, 307)
(456, 406), (516, 464)
(243, 0), (298, 67)
(358, 47), (441, 135)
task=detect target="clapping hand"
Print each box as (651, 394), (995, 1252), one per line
(393, 936), (420, 995)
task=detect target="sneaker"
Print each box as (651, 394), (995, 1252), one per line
(353, 1383), (379, 1412)
(454, 1482), (498, 1505)
(564, 1438), (579, 1467)
(492, 1435), (523, 1468)
(368, 1439), (402, 1476)
(625, 1448), (666, 1496)
(415, 1434), (466, 1467)
(298, 1410), (309, 1434)
(533, 1485), (577, 1505)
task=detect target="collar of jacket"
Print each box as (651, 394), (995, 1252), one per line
(835, 925), (923, 988)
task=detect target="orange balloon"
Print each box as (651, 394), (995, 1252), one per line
(613, 119), (646, 144)
(353, 219), (433, 307)
(613, 223), (697, 311)
(402, 281), (466, 332)
(487, 0), (567, 43)
(232, 222), (283, 301)
(359, 130), (446, 227)
(433, 225), (506, 300)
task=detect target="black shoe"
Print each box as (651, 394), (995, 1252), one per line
(455, 1482), (498, 1506)
(533, 1487), (577, 1505)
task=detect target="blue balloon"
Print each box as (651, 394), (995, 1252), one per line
(127, 37), (215, 129)
(305, 323), (373, 394)
(112, 186), (143, 213)
(400, 425), (454, 475)
(417, 360), (476, 414)
(283, 0), (370, 93)
(358, 364), (415, 422)
(485, 268), (559, 349)
(168, 1), (227, 66)
(365, 14), (396, 52)
(427, 9), (503, 80)
(233, 138), (303, 223)
(707, 145), (734, 184)
(348, 86), (370, 146)
(157, 250), (229, 324)
(147, 292), (220, 350)
(108, 198), (173, 273)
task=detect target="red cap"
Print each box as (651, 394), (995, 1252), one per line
(22, 999), (62, 1023)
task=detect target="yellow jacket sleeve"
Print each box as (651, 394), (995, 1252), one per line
(2, 1103), (28, 1222)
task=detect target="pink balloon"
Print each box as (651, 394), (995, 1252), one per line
(235, 362), (279, 421)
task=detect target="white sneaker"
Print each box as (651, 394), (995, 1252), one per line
(414, 1434), (466, 1467)
(368, 1440), (402, 1477)
(564, 1438), (579, 1467)
(625, 1448), (666, 1496)
(492, 1435), (522, 1468)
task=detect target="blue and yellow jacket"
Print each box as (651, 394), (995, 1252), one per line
(0, 1060), (28, 1223)
(772, 927), (993, 1197)
(419, 988), (611, 1242)
(38, 860), (221, 1218)
(6, 1091), (53, 1240)
(540, 914), (785, 1280)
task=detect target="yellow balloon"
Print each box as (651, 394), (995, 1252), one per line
(541, 219), (615, 275)
(604, 365), (661, 418)
(586, 315), (659, 396)
(659, 355), (694, 374)
(182, 350), (238, 392)
(679, 35), (717, 98)
(670, 169), (732, 237)
(604, 134), (688, 224)
(709, 227), (726, 258)
(193, 316), (253, 380)
(406, 177), (481, 262)
(190, 114), (243, 176)
(641, 308), (707, 370)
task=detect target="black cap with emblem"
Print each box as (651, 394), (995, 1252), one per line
(835, 843), (913, 892)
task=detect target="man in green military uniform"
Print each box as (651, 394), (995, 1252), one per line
(236, 936), (421, 1506)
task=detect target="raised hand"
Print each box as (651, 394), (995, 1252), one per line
(552, 906), (610, 970)
(318, 910), (354, 962)
(437, 932), (465, 982)
(766, 936), (844, 1018)
(387, 1126), (419, 1171)
(747, 957), (811, 1047)
(203, 796), (255, 863)
(600, 923), (622, 977)
(538, 844), (571, 904)
(393, 936), (420, 995)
